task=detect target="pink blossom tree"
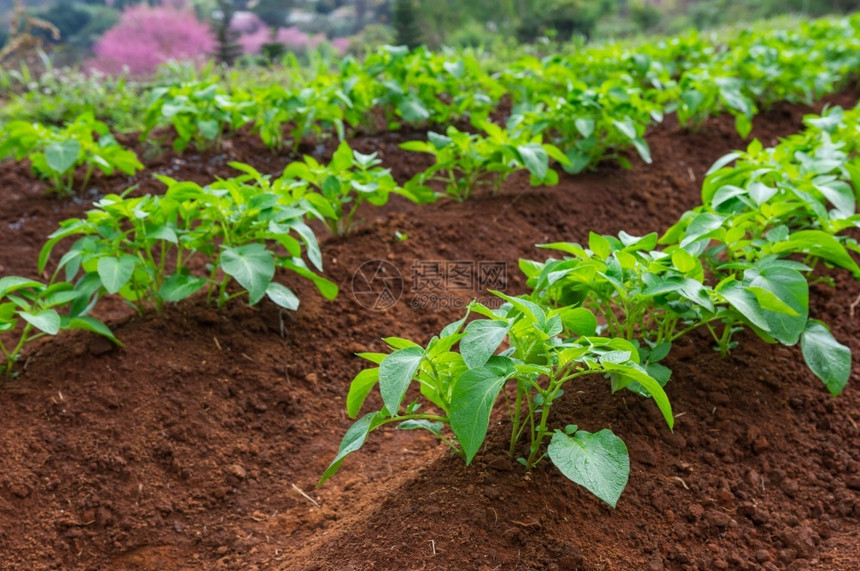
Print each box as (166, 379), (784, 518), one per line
(89, 4), (216, 76)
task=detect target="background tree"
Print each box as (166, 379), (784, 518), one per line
(393, 0), (422, 49)
(213, 0), (242, 65)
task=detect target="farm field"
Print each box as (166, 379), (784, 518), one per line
(1, 14), (860, 571)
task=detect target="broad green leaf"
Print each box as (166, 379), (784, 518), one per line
(517, 143), (549, 180)
(97, 255), (136, 295)
(346, 367), (380, 418)
(398, 96), (430, 123)
(450, 356), (515, 464)
(602, 362), (673, 429)
(64, 316), (121, 345)
(0, 276), (42, 297)
(671, 249), (698, 273)
(588, 232), (611, 259)
(159, 274), (207, 302)
(548, 429), (629, 508)
(801, 320), (851, 397)
(746, 286), (800, 316)
(397, 419), (443, 435)
(21, 309), (61, 335)
(266, 282), (300, 310)
(319, 411), (381, 485)
(557, 307), (597, 336)
(747, 267), (808, 345)
(461, 319), (509, 369)
(45, 140), (81, 174)
(681, 212), (725, 247)
(378, 346), (424, 414)
(717, 281), (771, 332)
(220, 244), (275, 305)
(771, 231), (860, 276)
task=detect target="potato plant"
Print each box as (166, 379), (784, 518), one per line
(39, 174), (337, 315)
(0, 276), (118, 378)
(322, 101), (860, 507)
(0, 112), (142, 196)
(321, 293), (673, 508)
(401, 121), (569, 201)
(281, 141), (421, 235)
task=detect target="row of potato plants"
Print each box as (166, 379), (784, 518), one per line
(3, 16), (859, 197)
(0, 144), (401, 376)
(0, 119), (589, 377)
(138, 16), (860, 166)
(320, 104), (860, 507)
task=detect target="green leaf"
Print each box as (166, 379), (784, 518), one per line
(97, 255), (136, 295)
(0, 276), (42, 297)
(64, 316), (122, 345)
(397, 96), (430, 123)
(450, 356), (515, 464)
(319, 411), (380, 485)
(548, 429), (630, 508)
(746, 286), (800, 316)
(717, 281), (771, 332)
(588, 232), (611, 258)
(45, 140), (81, 174)
(397, 419), (443, 435)
(574, 118), (594, 138)
(771, 231), (860, 277)
(220, 244), (275, 305)
(747, 267), (808, 345)
(197, 119), (220, 140)
(517, 143), (549, 180)
(461, 319), (509, 369)
(159, 274), (207, 302)
(801, 320), (851, 397)
(557, 307), (597, 336)
(21, 309), (61, 335)
(346, 367), (379, 418)
(602, 362), (674, 429)
(265, 282), (300, 310)
(378, 346), (424, 414)
(671, 249), (698, 273)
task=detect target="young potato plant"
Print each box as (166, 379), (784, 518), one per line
(0, 276), (119, 378)
(0, 112), (143, 196)
(252, 81), (349, 154)
(401, 120), (569, 201)
(39, 174), (337, 315)
(527, 223), (853, 399)
(511, 79), (661, 174)
(321, 293), (674, 508)
(281, 141), (421, 236)
(143, 81), (255, 152)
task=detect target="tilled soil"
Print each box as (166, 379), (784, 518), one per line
(0, 92), (858, 570)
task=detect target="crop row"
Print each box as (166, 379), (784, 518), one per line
(3, 15), (860, 196)
(320, 104), (860, 507)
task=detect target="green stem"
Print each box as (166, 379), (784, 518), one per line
(509, 385), (522, 456)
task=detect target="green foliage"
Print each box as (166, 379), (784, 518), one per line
(401, 120), (569, 200)
(283, 141), (415, 236)
(38, 171), (337, 314)
(321, 298), (673, 507)
(143, 80), (255, 152)
(0, 112), (142, 196)
(323, 98), (860, 509)
(0, 276), (118, 378)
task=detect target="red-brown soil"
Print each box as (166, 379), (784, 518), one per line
(1, 93), (859, 571)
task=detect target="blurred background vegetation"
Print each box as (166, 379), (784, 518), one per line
(1, 0), (859, 69)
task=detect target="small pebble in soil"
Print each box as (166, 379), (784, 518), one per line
(225, 464), (247, 480)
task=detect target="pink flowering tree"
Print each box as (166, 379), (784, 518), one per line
(89, 4), (216, 76)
